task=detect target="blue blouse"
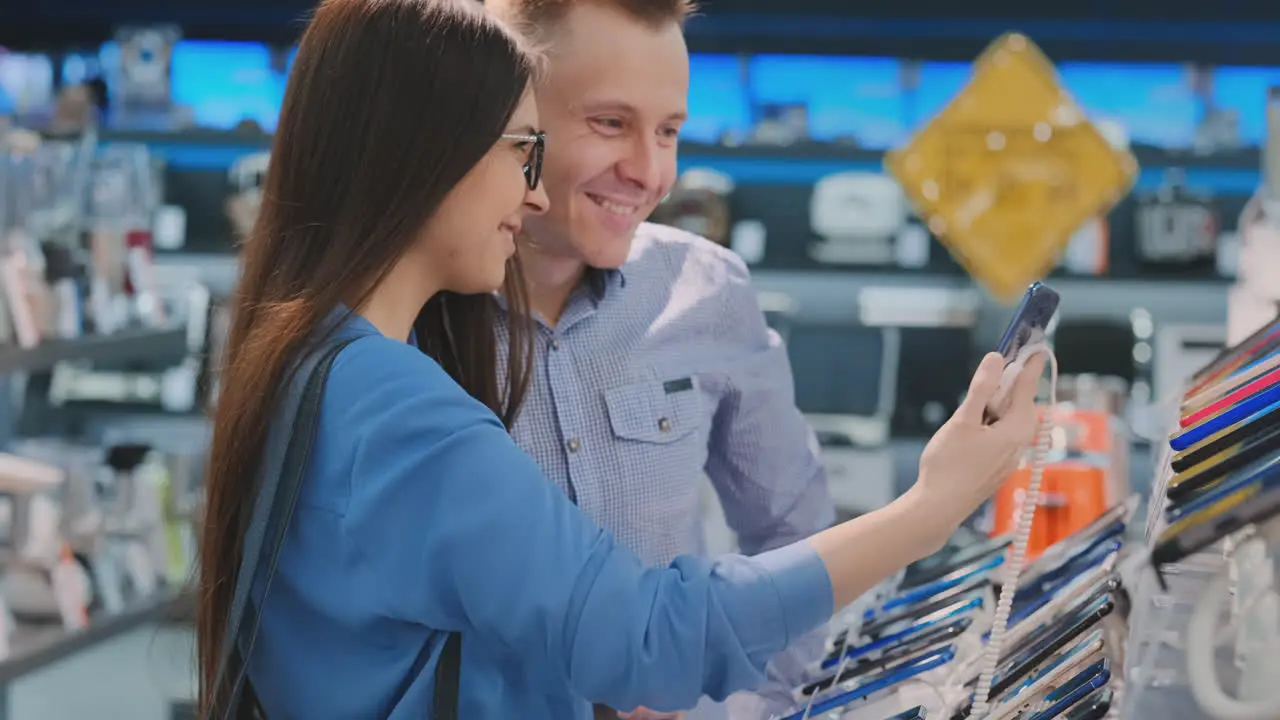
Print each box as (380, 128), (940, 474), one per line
(245, 312), (833, 718)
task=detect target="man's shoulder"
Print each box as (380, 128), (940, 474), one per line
(626, 222), (751, 289)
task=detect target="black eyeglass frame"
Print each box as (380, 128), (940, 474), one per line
(500, 131), (545, 190)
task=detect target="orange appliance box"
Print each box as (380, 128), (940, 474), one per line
(991, 460), (1109, 562)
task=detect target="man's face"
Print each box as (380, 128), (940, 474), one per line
(527, 4), (689, 269)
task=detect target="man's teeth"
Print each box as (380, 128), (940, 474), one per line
(592, 195), (637, 215)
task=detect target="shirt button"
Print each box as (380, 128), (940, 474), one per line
(566, 438), (581, 453)
(657, 417), (672, 433)
(550, 338), (561, 350)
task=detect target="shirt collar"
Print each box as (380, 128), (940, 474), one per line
(491, 264), (627, 313)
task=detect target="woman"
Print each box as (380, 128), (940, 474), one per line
(197, 0), (1046, 717)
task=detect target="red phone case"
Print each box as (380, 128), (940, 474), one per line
(1180, 366), (1280, 428)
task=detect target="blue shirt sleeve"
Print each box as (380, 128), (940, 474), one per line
(335, 339), (834, 712)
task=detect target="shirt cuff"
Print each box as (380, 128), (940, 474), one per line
(754, 540), (834, 648)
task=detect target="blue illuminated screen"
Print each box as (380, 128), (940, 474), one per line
(748, 54), (907, 148)
(912, 62), (972, 129)
(1058, 62), (1200, 148)
(684, 54), (751, 144)
(60, 51), (103, 86)
(1210, 66), (1280, 146)
(170, 41), (286, 132)
(0, 51), (55, 115)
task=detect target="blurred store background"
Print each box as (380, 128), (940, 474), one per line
(0, 1), (1279, 718)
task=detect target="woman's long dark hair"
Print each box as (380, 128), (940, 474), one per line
(197, 0), (535, 714)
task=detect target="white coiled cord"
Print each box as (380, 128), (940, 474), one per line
(969, 344), (1059, 719)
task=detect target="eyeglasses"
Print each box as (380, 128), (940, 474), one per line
(500, 131), (545, 191)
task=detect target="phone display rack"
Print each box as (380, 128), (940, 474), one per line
(774, 495), (1141, 720)
(1124, 310), (1280, 720)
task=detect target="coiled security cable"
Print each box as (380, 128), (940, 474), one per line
(969, 343), (1058, 719)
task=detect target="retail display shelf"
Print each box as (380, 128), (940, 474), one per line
(0, 588), (187, 685)
(0, 328), (189, 375)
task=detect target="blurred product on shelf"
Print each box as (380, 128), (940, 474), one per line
(0, 123), (195, 349)
(808, 171), (908, 266)
(225, 151), (269, 240)
(646, 166), (733, 249)
(1133, 168), (1220, 268)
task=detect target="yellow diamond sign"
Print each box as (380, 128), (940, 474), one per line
(884, 33), (1139, 301)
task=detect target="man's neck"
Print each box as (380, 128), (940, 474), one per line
(520, 247), (589, 327)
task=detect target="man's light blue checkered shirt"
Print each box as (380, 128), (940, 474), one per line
(499, 223), (836, 718)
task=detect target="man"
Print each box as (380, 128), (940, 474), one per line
(486, 1), (836, 717)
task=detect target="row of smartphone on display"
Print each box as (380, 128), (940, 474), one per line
(775, 500), (1136, 719)
(1147, 310), (1280, 571)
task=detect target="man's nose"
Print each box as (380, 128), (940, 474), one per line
(616, 136), (664, 192)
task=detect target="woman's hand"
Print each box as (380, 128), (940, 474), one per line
(908, 351), (1046, 537)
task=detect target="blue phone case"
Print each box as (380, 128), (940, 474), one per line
(1171, 389), (1280, 451)
(991, 594), (1111, 688)
(1023, 525), (1124, 592)
(1165, 452), (1280, 523)
(996, 282), (1061, 365)
(1029, 659), (1111, 719)
(1011, 539), (1122, 615)
(879, 554), (1004, 614)
(996, 628), (1102, 705)
(782, 645), (957, 720)
(825, 595), (982, 669)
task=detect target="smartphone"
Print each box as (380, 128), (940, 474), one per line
(780, 645), (957, 720)
(1019, 500), (1135, 579)
(803, 616), (973, 699)
(1001, 574), (1119, 657)
(1152, 478), (1280, 570)
(884, 707), (926, 720)
(849, 577), (989, 645)
(1165, 450), (1280, 524)
(1013, 539), (1122, 612)
(901, 535), (1010, 590)
(1167, 424), (1280, 502)
(986, 282), (1061, 423)
(953, 628), (1105, 720)
(1027, 659), (1111, 719)
(1187, 318), (1280, 393)
(823, 594), (984, 669)
(952, 595), (1114, 720)
(988, 630), (1105, 720)
(983, 593), (1114, 700)
(1021, 521), (1124, 587)
(1059, 686), (1113, 720)
(1170, 386), (1280, 451)
(880, 553), (1004, 614)
(1172, 400), (1280, 472)
(1184, 352), (1280, 413)
(1181, 365), (1280, 428)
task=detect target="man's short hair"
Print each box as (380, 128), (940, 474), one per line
(492, 0), (697, 38)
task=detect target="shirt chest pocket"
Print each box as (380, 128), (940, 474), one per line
(603, 377), (707, 446)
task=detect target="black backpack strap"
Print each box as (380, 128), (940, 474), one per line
(211, 336), (356, 719)
(432, 633), (463, 720)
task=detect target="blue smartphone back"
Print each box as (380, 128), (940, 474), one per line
(997, 282), (1061, 364)
(1171, 390), (1280, 451)
(782, 645), (956, 720)
(1029, 659), (1111, 719)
